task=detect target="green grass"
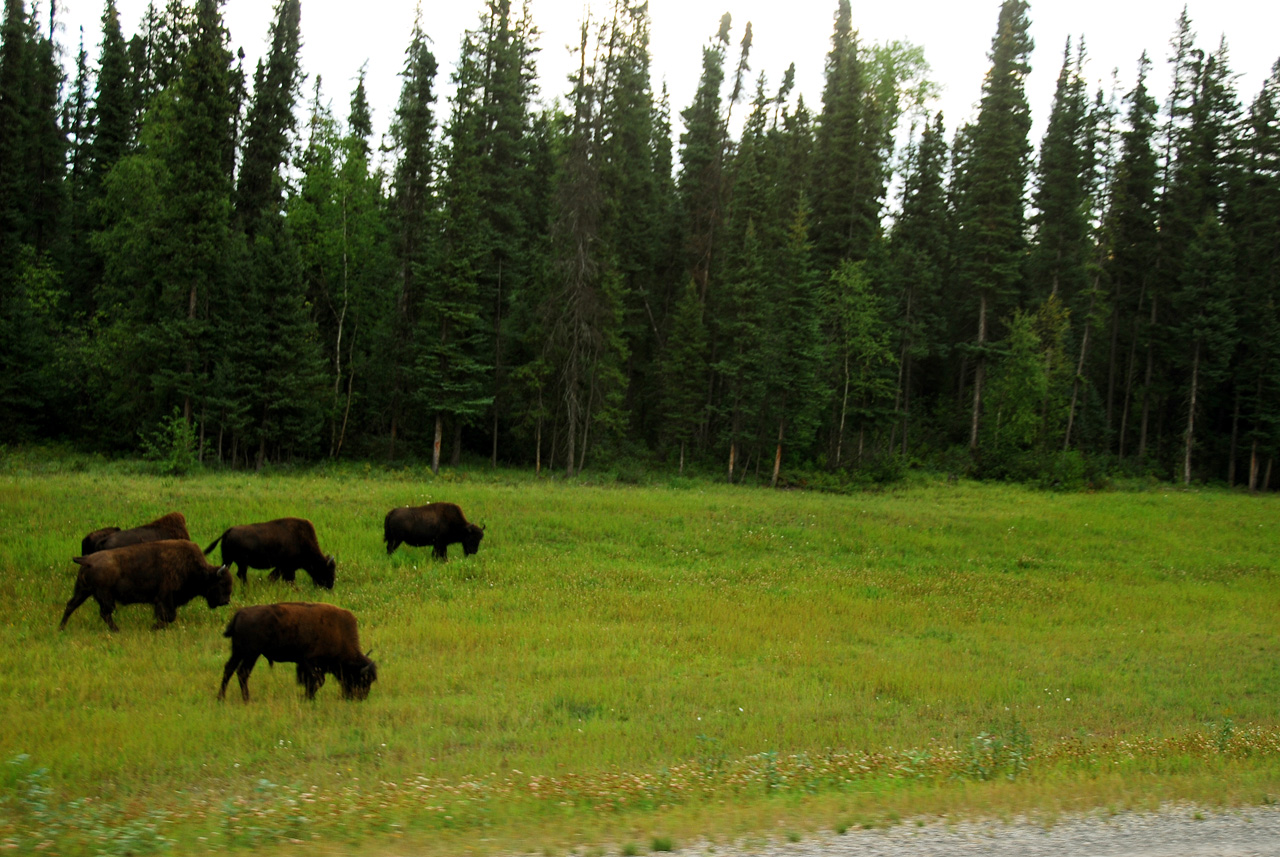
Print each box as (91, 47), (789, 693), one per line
(1, 462), (1279, 855)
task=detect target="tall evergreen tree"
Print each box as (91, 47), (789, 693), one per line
(1105, 53), (1160, 458)
(384, 9), (438, 457)
(234, 0), (301, 239)
(676, 14), (730, 304)
(1227, 61), (1280, 489)
(886, 112), (949, 455)
(951, 0), (1033, 454)
(1027, 39), (1091, 305)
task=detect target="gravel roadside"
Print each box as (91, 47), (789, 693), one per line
(669, 805), (1280, 856)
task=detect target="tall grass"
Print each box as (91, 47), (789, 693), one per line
(1, 463), (1278, 854)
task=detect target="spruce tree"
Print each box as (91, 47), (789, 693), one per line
(952, 0), (1034, 454)
(1227, 61), (1280, 488)
(234, 0), (301, 240)
(886, 112), (948, 455)
(384, 10), (438, 457)
(1105, 54), (1160, 458)
(676, 15), (729, 303)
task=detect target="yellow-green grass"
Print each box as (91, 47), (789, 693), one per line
(1, 463), (1278, 855)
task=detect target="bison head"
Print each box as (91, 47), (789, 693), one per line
(462, 523), (485, 556)
(315, 555), (336, 589)
(340, 654), (378, 700)
(204, 565), (234, 608)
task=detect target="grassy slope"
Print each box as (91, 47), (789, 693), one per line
(1, 464), (1278, 853)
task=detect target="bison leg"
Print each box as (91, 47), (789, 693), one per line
(95, 595), (120, 632)
(232, 653), (259, 701)
(219, 653), (243, 700)
(296, 662), (325, 699)
(58, 582), (94, 630)
(235, 563), (249, 583)
(152, 598), (178, 629)
(385, 537), (400, 555)
(433, 542), (448, 560)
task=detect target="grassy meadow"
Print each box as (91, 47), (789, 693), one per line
(1, 457), (1279, 855)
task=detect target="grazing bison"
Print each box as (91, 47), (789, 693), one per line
(203, 518), (335, 589)
(383, 502), (484, 559)
(80, 511), (191, 555)
(219, 602), (377, 701)
(59, 539), (233, 631)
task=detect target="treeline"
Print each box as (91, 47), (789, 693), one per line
(1, 0), (1278, 487)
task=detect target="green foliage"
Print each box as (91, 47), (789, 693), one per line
(138, 406), (198, 475)
(961, 720), (1032, 782)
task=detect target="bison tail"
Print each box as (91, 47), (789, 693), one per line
(203, 533), (225, 556)
(72, 556), (89, 566)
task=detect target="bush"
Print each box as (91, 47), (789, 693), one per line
(139, 407), (199, 476)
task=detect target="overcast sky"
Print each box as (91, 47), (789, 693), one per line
(53, 0), (1280, 169)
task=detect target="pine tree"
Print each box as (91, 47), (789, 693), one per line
(1105, 54), (1160, 458)
(149, 0), (238, 425)
(658, 278), (708, 472)
(384, 9), (438, 457)
(952, 0), (1034, 454)
(1228, 61), (1280, 489)
(886, 112), (948, 454)
(235, 0), (301, 240)
(1027, 39), (1091, 305)
(676, 15), (730, 303)
(1172, 214), (1237, 483)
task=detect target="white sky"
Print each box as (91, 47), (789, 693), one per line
(53, 0), (1280, 172)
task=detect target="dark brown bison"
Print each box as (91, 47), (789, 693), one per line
(203, 518), (335, 589)
(80, 511), (191, 555)
(59, 539), (233, 631)
(218, 602), (377, 701)
(383, 502), (484, 559)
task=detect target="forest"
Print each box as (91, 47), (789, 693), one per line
(1, 0), (1277, 488)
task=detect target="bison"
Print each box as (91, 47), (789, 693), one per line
(203, 518), (335, 589)
(59, 539), (233, 631)
(218, 602), (377, 701)
(80, 511), (191, 555)
(383, 502), (484, 559)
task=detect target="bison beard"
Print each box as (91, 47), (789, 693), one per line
(59, 539), (233, 631)
(219, 602), (377, 701)
(383, 502), (484, 559)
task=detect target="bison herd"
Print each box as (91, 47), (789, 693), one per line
(60, 502), (486, 702)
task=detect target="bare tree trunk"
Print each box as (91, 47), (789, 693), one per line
(1138, 291), (1157, 460)
(1266, 457), (1274, 492)
(770, 421), (784, 488)
(431, 415), (443, 474)
(1249, 439), (1260, 492)
(335, 362), (355, 459)
(1063, 286), (1097, 450)
(1228, 388), (1241, 487)
(727, 440), (736, 483)
(835, 351), (850, 468)
(1182, 339), (1200, 485)
(679, 440), (685, 476)
(969, 293), (988, 452)
(1104, 302), (1120, 436)
(492, 261), (503, 468)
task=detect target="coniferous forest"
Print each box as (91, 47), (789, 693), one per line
(2, 0), (1278, 488)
